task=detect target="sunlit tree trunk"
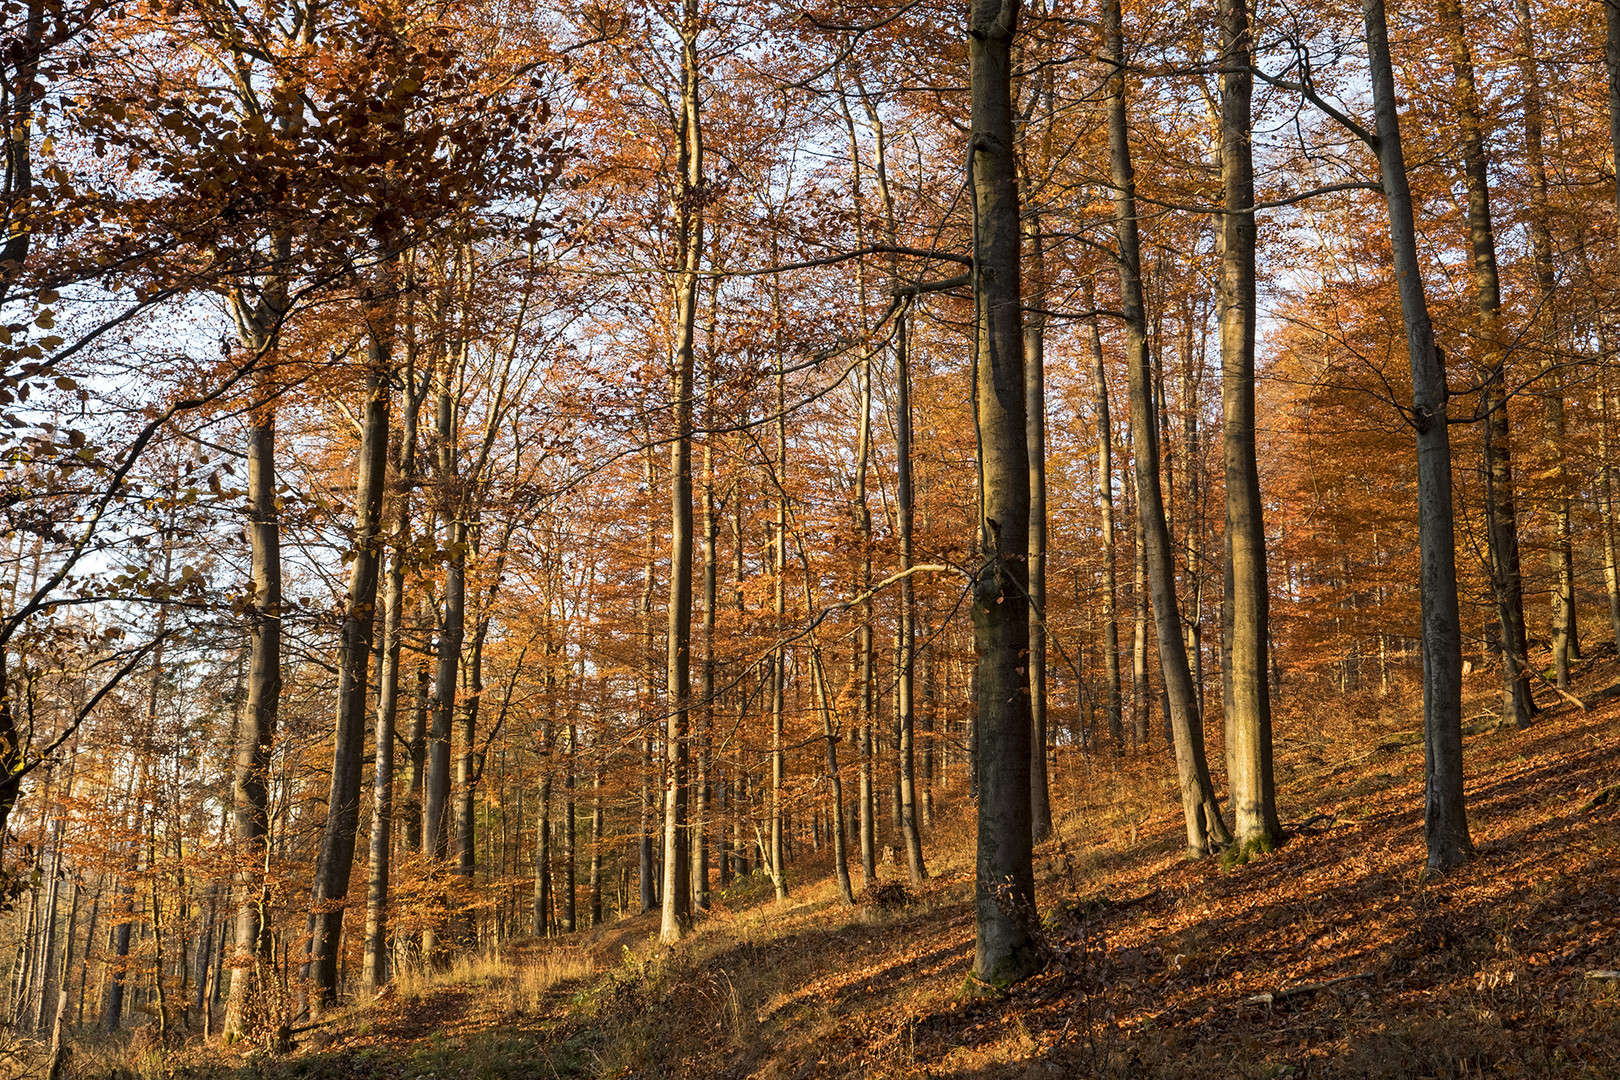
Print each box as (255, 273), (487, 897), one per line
(1105, 0), (1229, 856)
(894, 309), (927, 885)
(639, 440), (657, 915)
(1218, 0), (1282, 853)
(658, 0), (702, 946)
(1129, 468), (1149, 749)
(694, 284), (719, 914)
(769, 347), (789, 903)
(841, 79), (880, 891)
(1365, 0), (1473, 871)
(562, 723), (576, 933)
(1086, 292), (1124, 752)
(589, 764), (604, 927)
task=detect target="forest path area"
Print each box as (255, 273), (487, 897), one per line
(147, 658), (1620, 1080)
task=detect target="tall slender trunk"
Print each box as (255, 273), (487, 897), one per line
(1218, 0), (1282, 851)
(840, 80), (880, 891)
(1601, 380), (1620, 652)
(659, 0), (702, 945)
(456, 618), (488, 883)
(226, 362), (282, 1037)
(855, 353), (877, 886)
(694, 287), (719, 915)
(1365, 0), (1472, 871)
(1515, 0), (1575, 682)
(1183, 299), (1206, 716)
(1105, 0), (1228, 855)
(769, 350), (789, 903)
(639, 441), (657, 914)
(562, 725), (576, 933)
(1439, 0), (1533, 730)
(968, 0), (1037, 986)
(307, 328), (392, 1006)
(532, 735), (551, 936)
(365, 277), (423, 990)
(425, 322), (465, 866)
(1087, 294), (1124, 752)
(422, 276), (468, 960)
(895, 309), (927, 885)
(589, 764), (604, 926)
(103, 764), (146, 1031)
(401, 598), (430, 855)
(1023, 206), (1051, 843)
(43, 878), (77, 1080)
(1130, 469), (1149, 749)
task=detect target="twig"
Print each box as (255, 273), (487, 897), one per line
(1241, 972), (1371, 1008)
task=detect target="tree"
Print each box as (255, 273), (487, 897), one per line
(1102, 0), (1229, 858)
(967, 0), (1037, 987)
(1217, 0), (1282, 855)
(1364, 0), (1472, 872)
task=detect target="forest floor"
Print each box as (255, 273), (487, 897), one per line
(79, 653), (1620, 1080)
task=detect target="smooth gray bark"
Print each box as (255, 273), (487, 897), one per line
(1365, 0), (1473, 871)
(1104, 0), (1229, 856)
(1086, 291), (1125, 752)
(306, 334), (391, 1007)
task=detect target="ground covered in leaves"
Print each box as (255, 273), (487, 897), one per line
(87, 659), (1620, 1080)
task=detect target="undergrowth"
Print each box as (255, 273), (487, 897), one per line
(70, 659), (1620, 1080)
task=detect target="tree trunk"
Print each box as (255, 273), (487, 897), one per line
(1218, 0), (1283, 853)
(895, 309), (927, 885)
(1439, 0), (1534, 731)
(562, 725), (576, 933)
(531, 752), (551, 936)
(1023, 205), (1051, 844)
(694, 284), (719, 914)
(401, 599), (431, 855)
(639, 441), (657, 915)
(365, 277), (424, 991)
(1105, 0), (1229, 856)
(1087, 294), (1125, 752)
(1515, 0), (1575, 683)
(589, 766), (604, 926)
(770, 354), (789, 903)
(225, 364), (282, 1038)
(307, 334), (392, 1007)
(659, 0), (702, 945)
(855, 347), (877, 886)
(1365, 0), (1473, 871)
(43, 879), (77, 1080)
(425, 331), (465, 867)
(1601, 380), (1620, 653)
(1130, 470), (1150, 749)
(967, 0), (1037, 987)
(456, 618), (487, 885)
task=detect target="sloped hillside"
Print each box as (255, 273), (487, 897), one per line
(117, 658), (1620, 1080)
